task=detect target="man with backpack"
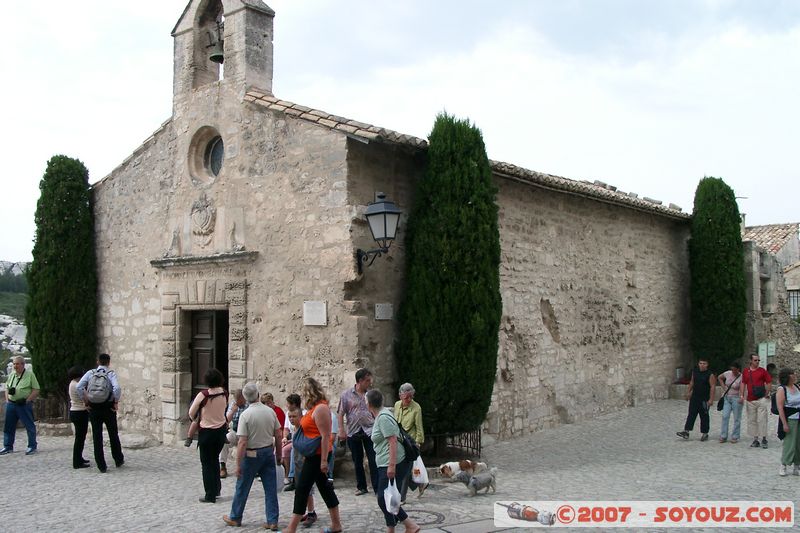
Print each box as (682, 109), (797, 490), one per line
(76, 353), (124, 472)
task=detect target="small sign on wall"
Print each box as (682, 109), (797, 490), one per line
(303, 301), (327, 326)
(375, 303), (393, 321)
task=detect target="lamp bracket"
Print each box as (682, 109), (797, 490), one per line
(356, 247), (388, 274)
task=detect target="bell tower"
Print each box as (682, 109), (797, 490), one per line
(171, 0), (275, 108)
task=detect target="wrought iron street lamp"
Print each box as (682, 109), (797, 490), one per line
(356, 192), (402, 274)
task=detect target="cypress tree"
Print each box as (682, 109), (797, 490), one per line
(26, 155), (97, 403)
(397, 113), (501, 434)
(689, 176), (746, 372)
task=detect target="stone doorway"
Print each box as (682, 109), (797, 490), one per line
(190, 309), (229, 391)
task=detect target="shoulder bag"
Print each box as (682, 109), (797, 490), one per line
(386, 413), (420, 462)
(292, 404), (322, 457)
(717, 373), (740, 411)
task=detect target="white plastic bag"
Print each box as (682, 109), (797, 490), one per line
(384, 478), (401, 514)
(275, 459), (284, 489)
(411, 456), (428, 484)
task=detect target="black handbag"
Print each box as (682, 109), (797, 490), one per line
(717, 374), (740, 411)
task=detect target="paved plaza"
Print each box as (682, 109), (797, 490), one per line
(1, 400), (797, 532)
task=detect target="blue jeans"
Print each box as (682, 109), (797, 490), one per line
(348, 432), (378, 492)
(3, 401), (37, 450)
(229, 446), (279, 524)
(720, 395), (743, 440)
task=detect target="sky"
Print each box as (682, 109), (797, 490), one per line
(2, 0), (799, 262)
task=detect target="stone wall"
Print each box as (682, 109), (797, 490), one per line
(340, 140), (692, 439)
(486, 178), (691, 439)
(343, 140), (425, 396)
(743, 241), (800, 369)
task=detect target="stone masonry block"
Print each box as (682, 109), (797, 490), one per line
(161, 387), (177, 403)
(188, 281), (198, 304)
(162, 357), (177, 373)
(162, 292), (180, 310)
(161, 309), (176, 326)
(161, 402), (179, 420)
(196, 280), (207, 304)
(161, 342), (176, 358)
(161, 326), (176, 341)
(205, 280), (216, 303)
(161, 372), (176, 388)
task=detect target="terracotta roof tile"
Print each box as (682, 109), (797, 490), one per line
(743, 223), (799, 254)
(244, 90), (689, 220)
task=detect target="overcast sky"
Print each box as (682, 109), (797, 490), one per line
(2, 0), (799, 262)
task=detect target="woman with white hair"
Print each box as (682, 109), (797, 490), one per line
(393, 382), (427, 502)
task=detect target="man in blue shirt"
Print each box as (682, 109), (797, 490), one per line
(76, 353), (124, 472)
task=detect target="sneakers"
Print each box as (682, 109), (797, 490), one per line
(0, 447), (12, 455)
(762, 438), (769, 449)
(719, 437), (727, 443)
(354, 488), (369, 496)
(25, 447), (37, 455)
(263, 524), (279, 531)
(283, 480), (295, 492)
(730, 438), (738, 444)
(676, 431), (689, 440)
(700, 434), (709, 442)
(184, 437), (194, 447)
(780, 465), (787, 476)
(300, 511), (317, 528)
(793, 465), (800, 476)
(750, 439), (761, 448)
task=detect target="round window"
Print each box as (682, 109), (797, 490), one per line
(188, 126), (224, 185)
(204, 136), (224, 176)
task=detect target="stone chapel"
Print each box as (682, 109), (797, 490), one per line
(93, 0), (692, 445)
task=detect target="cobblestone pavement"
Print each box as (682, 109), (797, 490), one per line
(1, 400), (796, 532)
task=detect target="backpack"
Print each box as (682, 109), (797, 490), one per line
(772, 385), (800, 416)
(86, 368), (113, 404)
(196, 389), (229, 422)
(770, 387), (782, 415)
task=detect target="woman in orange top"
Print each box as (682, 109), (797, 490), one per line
(284, 377), (343, 533)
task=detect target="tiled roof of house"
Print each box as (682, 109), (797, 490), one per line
(245, 91), (690, 221)
(742, 223), (799, 254)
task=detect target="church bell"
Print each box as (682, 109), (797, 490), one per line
(207, 20), (224, 64)
(209, 41), (224, 64)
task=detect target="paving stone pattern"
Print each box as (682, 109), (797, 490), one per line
(2, 400), (796, 532)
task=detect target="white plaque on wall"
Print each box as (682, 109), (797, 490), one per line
(303, 301), (327, 326)
(375, 303), (393, 321)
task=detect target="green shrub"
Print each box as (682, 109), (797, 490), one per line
(397, 113), (501, 434)
(689, 177), (746, 373)
(26, 155), (97, 401)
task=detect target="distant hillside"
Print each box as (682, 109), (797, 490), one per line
(0, 260), (28, 294)
(0, 261), (29, 276)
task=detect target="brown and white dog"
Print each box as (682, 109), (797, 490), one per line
(439, 460), (489, 479)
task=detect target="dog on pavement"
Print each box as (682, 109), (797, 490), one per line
(439, 460), (489, 479)
(454, 468), (496, 496)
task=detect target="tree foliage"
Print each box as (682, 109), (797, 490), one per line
(0, 268), (28, 293)
(689, 176), (746, 372)
(397, 113), (501, 434)
(26, 155), (97, 401)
